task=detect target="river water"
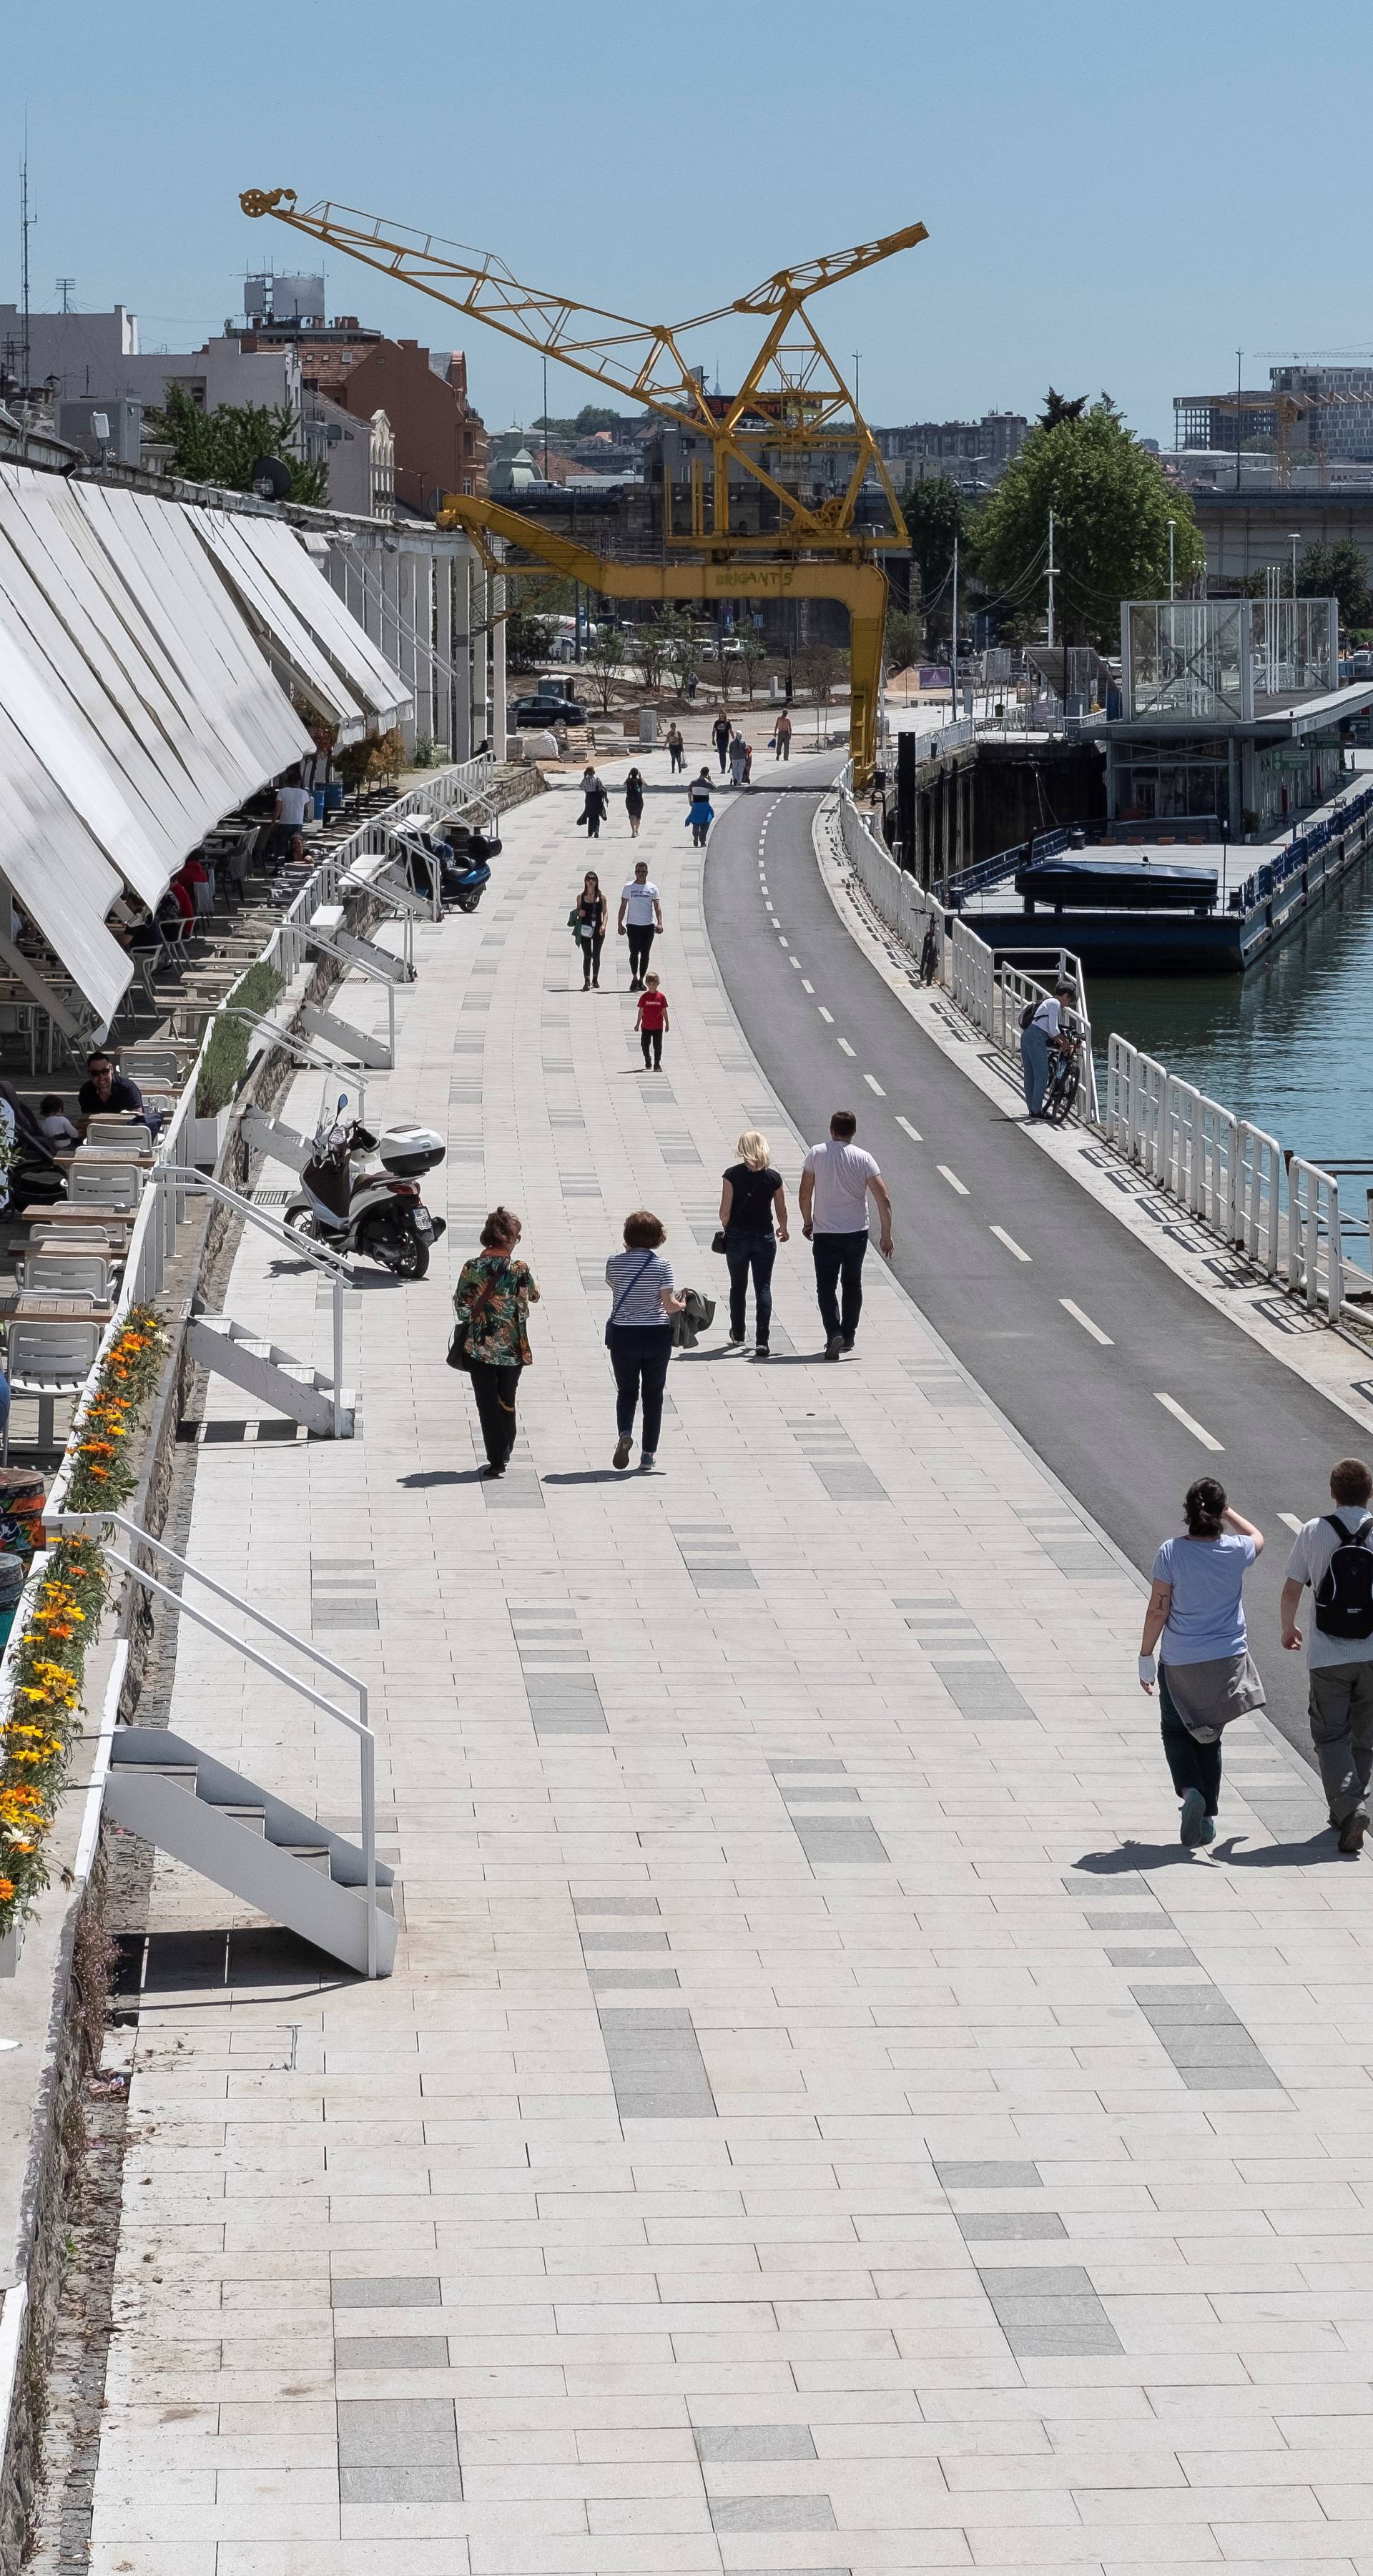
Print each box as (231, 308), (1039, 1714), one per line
(1088, 841), (1373, 1172)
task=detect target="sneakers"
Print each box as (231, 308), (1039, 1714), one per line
(825, 1331), (843, 1361)
(1199, 1814), (1216, 1845)
(727, 1333), (746, 1348)
(613, 1435), (633, 1471)
(754, 1343), (769, 1359)
(1339, 1808), (1369, 1855)
(1179, 1788), (1206, 1847)
(639, 1451), (656, 1469)
(841, 1336), (855, 1352)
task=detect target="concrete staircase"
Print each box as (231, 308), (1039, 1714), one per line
(106, 1729), (395, 1977)
(186, 1312), (355, 1436)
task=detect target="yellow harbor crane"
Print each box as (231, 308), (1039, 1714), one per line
(240, 189), (929, 784)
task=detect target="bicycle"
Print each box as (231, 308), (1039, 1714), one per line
(1042, 1031), (1081, 1126)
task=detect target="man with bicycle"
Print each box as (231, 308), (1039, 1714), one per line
(1020, 979), (1076, 1120)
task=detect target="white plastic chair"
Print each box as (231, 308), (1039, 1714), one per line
(5, 1318), (102, 1451)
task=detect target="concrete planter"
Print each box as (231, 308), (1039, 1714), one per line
(191, 1110), (228, 1170)
(0, 1922), (24, 1980)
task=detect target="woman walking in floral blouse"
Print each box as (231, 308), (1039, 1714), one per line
(452, 1207), (539, 1479)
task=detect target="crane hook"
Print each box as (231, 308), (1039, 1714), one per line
(240, 188), (297, 219)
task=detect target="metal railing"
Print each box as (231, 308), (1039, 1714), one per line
(42, 1509), (382, 1978)
(157, 1166), (353, 1441)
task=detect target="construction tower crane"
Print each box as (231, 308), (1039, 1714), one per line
(240, 189), (929, 785)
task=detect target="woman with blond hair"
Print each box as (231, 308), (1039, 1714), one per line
(718, 1130), (788, 1358)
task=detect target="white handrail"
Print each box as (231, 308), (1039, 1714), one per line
(43, 1508), (381, 1978)
(154, 1167), (350, 1441)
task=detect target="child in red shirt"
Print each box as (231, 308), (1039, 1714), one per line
(636, 974), (669, 1070)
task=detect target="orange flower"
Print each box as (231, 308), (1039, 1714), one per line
(0, 1880), (16, 1902)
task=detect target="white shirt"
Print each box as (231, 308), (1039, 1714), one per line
(621, 878), (660, 926)
(1285, 1506), (1373, 1667)
(1031, 995), (1062, 1035)
(803, 1139), (881, 1235)
(276, 786), (311, 828)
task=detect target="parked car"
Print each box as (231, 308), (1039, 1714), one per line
(513, 689), (587, 726)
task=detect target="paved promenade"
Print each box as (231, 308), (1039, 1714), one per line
(89, 771), (1373, 2576)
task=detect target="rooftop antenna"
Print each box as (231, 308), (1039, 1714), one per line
(56, 276), (74, 312)
(19, 119), (34, 392)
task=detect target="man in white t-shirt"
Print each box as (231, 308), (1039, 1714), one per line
(1020, 979), (1072, 1118)
(617, 861), (664, 990)
(272, 773), (313, 867)
(1281, 1454), (1373, 1850)
(799, 1109), (894, 1360)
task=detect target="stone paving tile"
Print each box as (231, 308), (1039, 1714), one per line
(87, 777), (1373, 2573)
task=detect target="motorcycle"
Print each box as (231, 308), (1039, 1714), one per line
(285, 1099), (447, 1280)
(399, 816), (501, 914)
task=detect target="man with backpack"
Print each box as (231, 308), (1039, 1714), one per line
(1281, 1456), (1373, 1852)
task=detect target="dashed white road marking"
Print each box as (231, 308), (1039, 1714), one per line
(1060, 1298), (1113, 1346)
(1279, 1511), (1304, 1534)
(818, 1007), (834, 1024)
(864, 1075), (885, 1096)
(990, 1225), (1031, 1262)
(895, 1115), (922, 1143)
(1155, 1391), (1224, 1451)
(790, 956), (802, 969)
(837, 1037), (856, 1057)
(938, 1165), (968, 1195)
(802, 979), (815, 994)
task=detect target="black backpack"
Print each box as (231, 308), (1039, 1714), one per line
(1314, 1514), (1373, 1638)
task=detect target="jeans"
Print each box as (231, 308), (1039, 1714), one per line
(775, 735), (789, 760)
(716, 741), (729, 773)
(640, 1026), (663, 1069)
(468, 1359), (521, 1470)
(586, 811), (601, 838)
(812, 1229), (868, 1342)
(1308, 1662), (1373, 1823)
(627, 923), (655, 981)
(726, 1230), (776, 1345)
(609, 1324), (672, 1451)
(1020, 1022), (1050, 1114)
(1159, 1672), (1223, 1815)
(580, 932), (604, 985)
(669, 744), (684, 772)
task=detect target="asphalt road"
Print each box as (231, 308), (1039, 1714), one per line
(704, 782), (1369, 1763)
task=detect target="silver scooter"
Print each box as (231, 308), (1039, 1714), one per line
(285, 1096), (446, 1280)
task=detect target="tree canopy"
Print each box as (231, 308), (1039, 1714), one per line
(144, 382), (328, 506)
(973, 399), (1206, 650)
(905, 478), (973, 639)
(532, 403), (633, 438)
(1296, 540), (1372, 631)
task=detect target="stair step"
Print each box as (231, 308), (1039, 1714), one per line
(219, 1805), (266, 1832)
(283, 1845), (332, 1872)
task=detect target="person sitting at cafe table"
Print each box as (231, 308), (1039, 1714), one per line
(77, 1052), (160, 1143)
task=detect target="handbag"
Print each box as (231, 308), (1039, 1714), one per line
(447, 1259), (507, 1373)
(711, 1230), (727, 1254)
(604, 1249), (654, 1348)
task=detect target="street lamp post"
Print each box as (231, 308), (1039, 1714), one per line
(1167, 518), (1176, 601)
(1290, 531), (1300, 597)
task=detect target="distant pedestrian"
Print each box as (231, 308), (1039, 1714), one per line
(799, 1110), (893, 1360)
(573, 869), (606, 991)
(605, 1208), (686, 1473)
(919, 919), (939, 984)
(1281, 1455), (1373, 1852)
(636, 972), (669, 1070)
(729, 731), (748, 786)
(1020, 979), (1073, 1118)
(686, 776), (714, 848)
(743, 739), (754, 782)
(451, 1207), (540, 1481)
(774, 710), (792, 761)
(713, 711), (732, 774)
(1139, 1478), (1266, 1847)
(665, 722), (686, 774)
(579, 766), (609, 840)
(618, 859), (664, 989)
(624, 766), (645, 839)
(719, 1127), (789, 1358)
(271, 770), (312, 865)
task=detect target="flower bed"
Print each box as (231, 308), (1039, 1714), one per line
(0, 1308), (165, 1936)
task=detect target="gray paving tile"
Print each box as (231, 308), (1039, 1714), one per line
(936, 2159), (1041, 2190)
(574, 1895), (661, 1915)
(697, 2427), (818, 2462)
(589, 1969), (681, 1991)
(932, 1665), (1038, 1720)
(978, 2264), (1123, 2359)
(710, 2497), (837, 2532)
(337, 2400), (458, 2467)
(340, 2464), (464, 2504)
(955, 2212), (1066, 2243)
(331, 2277), (441, 2309)
(580, 1930), (671, 1951)
(791, 1820), (890, 1865)
(335, 2336), (448, 2370)
(769, 1760), (847, 1775)
(598, 2005), (716, 2119)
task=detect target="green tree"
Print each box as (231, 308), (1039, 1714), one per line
(1296, 541), (1372, 631)
(905, 478), (970, 644)
(504, 608), (554, 672)
(144, 381), (328, 506)
(973, 399), (1205, 651)
(736, 626), (768, 699)
(1040, 388), (1088, 428)
(585, 623), (625, 713)
(658, 611), (699, 699)
(883, 608), (923, 673)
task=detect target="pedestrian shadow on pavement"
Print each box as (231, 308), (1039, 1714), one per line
(541, 1469), (628, 1486)
(1074, 1832), (1337, 1874)
(1209, 1831), (1342, 1868)
(1073, 1842), (1209, 1873)
(396, 1468), (483, 1489)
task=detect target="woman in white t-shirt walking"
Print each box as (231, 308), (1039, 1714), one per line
(605, 1208), (686, 1471)
(1138, 1476), (1266, 1846)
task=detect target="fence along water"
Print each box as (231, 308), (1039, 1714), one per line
(834, 770), (1357, 1328)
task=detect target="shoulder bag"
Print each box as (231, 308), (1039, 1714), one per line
(448, 1258), (508, 1373)
(604, 1250), (654, 1348)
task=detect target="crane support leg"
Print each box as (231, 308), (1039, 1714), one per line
(439, 495), (888, 791)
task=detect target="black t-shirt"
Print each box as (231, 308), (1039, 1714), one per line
(724, 1162), (782, 1233)
(78, 1072), (144, 1118)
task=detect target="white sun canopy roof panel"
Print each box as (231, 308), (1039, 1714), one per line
(191, 510), (368, 742)
(235, 519), (413, 726)
(0, 637), (131, 1025)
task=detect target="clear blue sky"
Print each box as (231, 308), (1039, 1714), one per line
(6, 0), (1372, 445)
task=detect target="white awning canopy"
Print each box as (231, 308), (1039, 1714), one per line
(192, 510), (369, 744)
(230, 519), (413, 729)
